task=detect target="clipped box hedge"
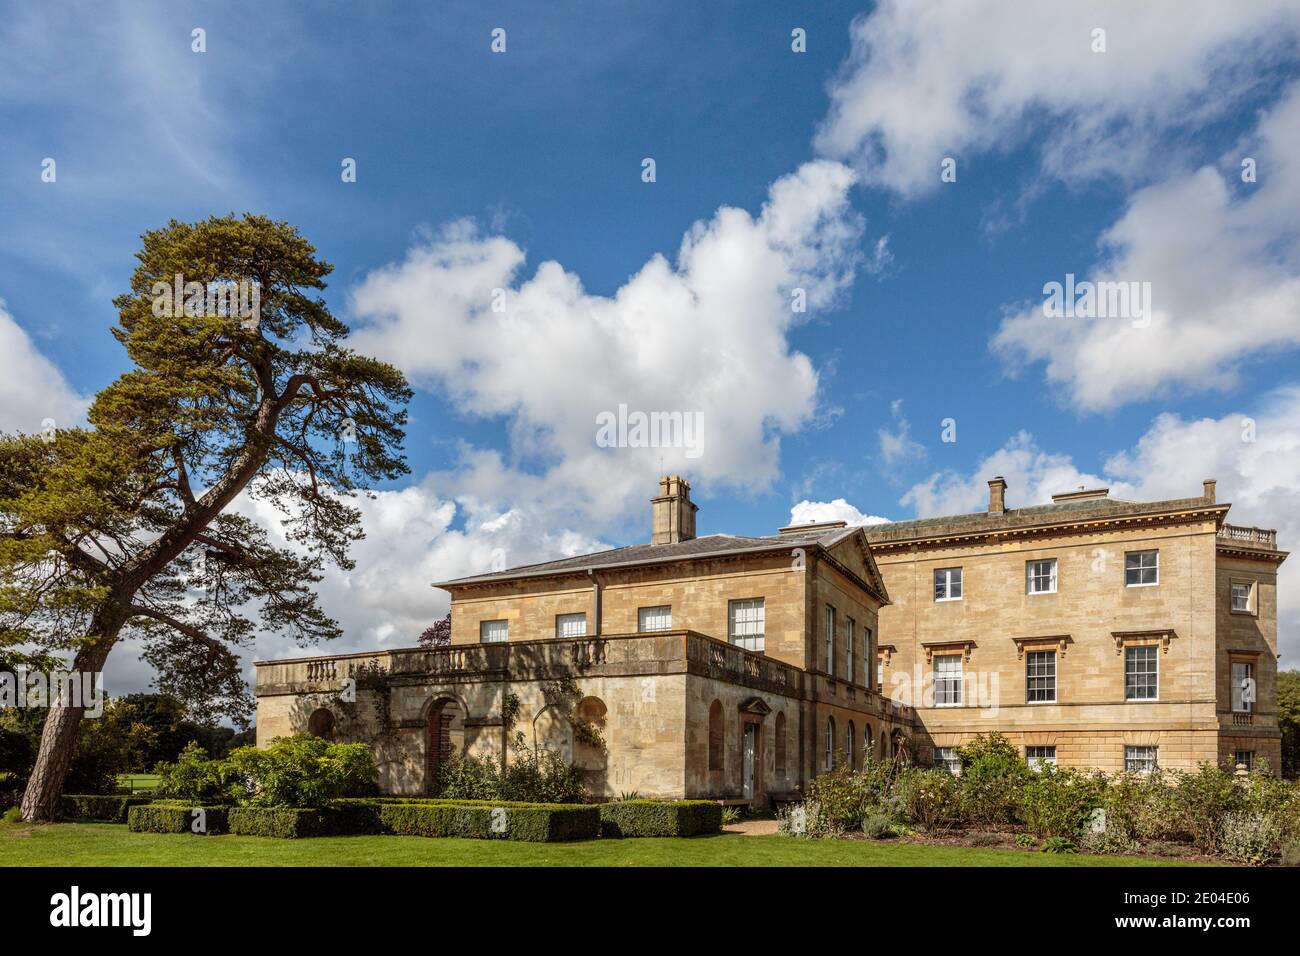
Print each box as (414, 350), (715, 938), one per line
(598, 800), (723, 838)
(58, 794), (151, 823)
(376, 801), (599, 842)
(225, 799), (600, 841)
(128, 803), (229, 835)
(227, 807), (350, 839)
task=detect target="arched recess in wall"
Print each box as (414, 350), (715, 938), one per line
(847, 719), (856, 770)
(307, 707), (336, 741)
(773, 711), (787, 776)
(708, 700), (724, 773)
(863, 724), (873, 763)
(880, 730), (888, 759)
(425, 697), (465, 795)
(573, 696), (609, 795)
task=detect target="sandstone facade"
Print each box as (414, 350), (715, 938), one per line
(254, 475), (1287, 800)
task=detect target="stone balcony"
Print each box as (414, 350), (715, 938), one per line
(1217, 524), (1278, 550)
(254, 630), (911, 722)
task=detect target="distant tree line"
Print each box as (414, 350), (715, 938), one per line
(0, 693), (254, 795)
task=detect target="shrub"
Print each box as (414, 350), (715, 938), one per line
(128, 803), (229, 835)
(895, 768), (961, 832)
(224, 735), (377, 807)
(1171, 765), (1244, 853)
(959, 775), (1024, 827)
(720, 806), (741, 827)
(805, 765), (870, 831)
(1104, 770), (1180, 842)
(1281, 840), (1300, 867)
(58, 794), (150, 823)
(153, 742), (237, 805)
(1040, 836), (1078, 854)
(1015, 833), (1037, 849)
(968, 830), (1000, 847)
(0, 771), (23, 816)
(778, 800), (836, 838)
(499, 747), (587, 804)
(1079, 817), (1139, 856)
(956, 732), (1026, 779)
(862, 812), (898, 839)
(598, 800), (722, 838)
(1218, 811), (1280, 865)
(436, 745), (588, 804)
(1017, 766), (1106, 839)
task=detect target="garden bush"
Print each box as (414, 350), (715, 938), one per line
(1218, 811), (1280, 865)
(598, 800), (721, 838)
(1171, 764), (1246, 852)
(1103, 770), (1180, 842)
(862, 812), (898, 839)
(1040, 836), (1078, 854)
(153, 741), (237, 805)
(150, 734), (377, 808)
(436, 745), (587, 804)
(58, 794), (150, 823)
(804, 764), (870, 832)
(1017, 766), (1106, 839)
(128, 803), (229, 835)
(225, 735), (377, 807)
(894, 767), (961, 832)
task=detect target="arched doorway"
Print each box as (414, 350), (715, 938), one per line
(307, 707), (336, 740)
(574, 696), (608, 797)
(425, 698), (465, 794)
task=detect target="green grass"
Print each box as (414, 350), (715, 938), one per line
(116, 774), (161, 794)
(0, 821), (1203, 867)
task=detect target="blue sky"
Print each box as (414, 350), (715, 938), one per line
(3, 1), (1300, 681)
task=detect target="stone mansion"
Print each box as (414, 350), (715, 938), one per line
(255, 475), (1286, 803)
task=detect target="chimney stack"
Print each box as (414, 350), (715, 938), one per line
(651, 475), (697, 545)
(988, 476), (1008, 514)
(1203, 478), (1216, 503)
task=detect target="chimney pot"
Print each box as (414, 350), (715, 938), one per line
(988, 476), (1008, 514)
(651, 475), (697, 545)
(1203, 478), (1216, 503)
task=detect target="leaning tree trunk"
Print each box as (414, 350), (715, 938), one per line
(20, 636), (118, 822)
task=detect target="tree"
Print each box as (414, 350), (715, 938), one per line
(1279, 669), (1300, 780)
(0, 215), (410, 819)
(418, 613), (451, 647)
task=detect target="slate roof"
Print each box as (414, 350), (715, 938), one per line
(435, 493), (1229, 588)
(434, 525), (858, 588)
(863, 494), (1223, 545)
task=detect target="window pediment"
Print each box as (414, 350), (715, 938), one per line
(921, 640), (975, 664)
(1011, 634), (1072, 660)
(1111, 628), (1176, 655)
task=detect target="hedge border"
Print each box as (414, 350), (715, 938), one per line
(128, 803), (229, 835)
(226, 800), (601, 841)
(599, 800), (723, 838)
(58, 794), (151, 823)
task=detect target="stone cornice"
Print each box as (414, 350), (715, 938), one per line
(867, 502), (1230, 555)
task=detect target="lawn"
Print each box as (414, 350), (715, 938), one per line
(0, 822), (1202, 867)
(116, 774), (161, 794)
